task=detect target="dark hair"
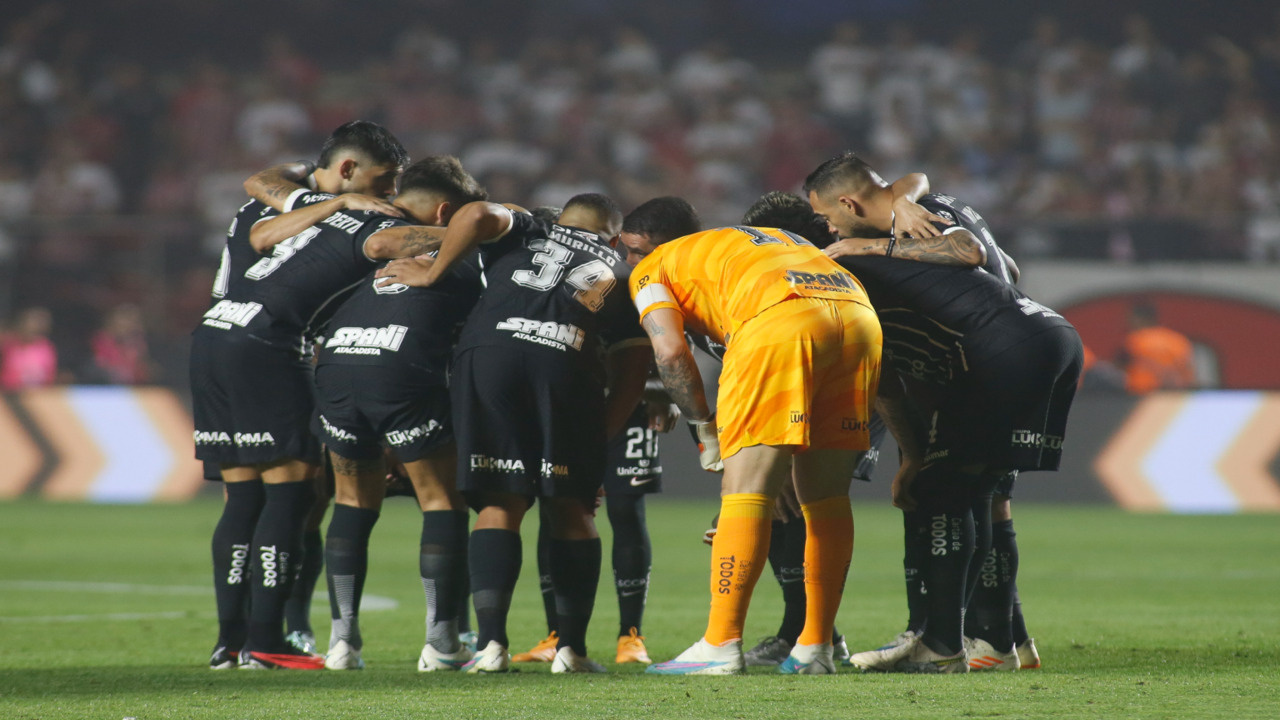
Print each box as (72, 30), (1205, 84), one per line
(742, 191), (837, 248)
(316, 120), (410, 170)
(622, 196), (701, 244)
(531, 206), (562, 223)
(397, 156), (488, 205)
(803, 151), (877, 199)
(563, 193), (623, 229)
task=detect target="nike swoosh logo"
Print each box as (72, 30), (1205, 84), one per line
(629, 477), (655, 487)
(619, 589), (646, 597)
(777, 577), (804, 584)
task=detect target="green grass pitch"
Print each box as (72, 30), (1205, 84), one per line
(1, 498), (1277, 719)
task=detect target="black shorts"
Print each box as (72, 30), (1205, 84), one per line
(452, 348), (605, 506)
(312, 362), (453, 462)
(604, 404), (663, 495)
(924, 325), (1083, 473)
(190, 332), (322, 467)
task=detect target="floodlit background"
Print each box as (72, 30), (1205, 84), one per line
(1, 0), (1279, 509)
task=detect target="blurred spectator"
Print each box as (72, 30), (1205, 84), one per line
(1, 306), (57, 390)
(86, 303), (153, 385)
(1118, 302), (1196, 394)
(30, 138), (121, 214)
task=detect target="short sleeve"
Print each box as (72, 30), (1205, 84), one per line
(630, 252), (680, 321)
(285, 190), (335, 212)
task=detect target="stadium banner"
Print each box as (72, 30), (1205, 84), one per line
(660, 391), (1280, 514)
(0, 387), (204, 503)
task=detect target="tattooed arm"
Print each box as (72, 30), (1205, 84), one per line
(363, 224), (448, 260)
(249, 194), (403, 254)
(823, 227), (985, 267)
(641, 308), (711, 422)
(377, 201), (512, 288)
(243, 162), (315, 209)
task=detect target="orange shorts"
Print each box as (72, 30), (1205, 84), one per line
(716, 298), (882, 458)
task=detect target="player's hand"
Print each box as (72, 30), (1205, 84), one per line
(892, 196), (950, 239)
(823, 237), (885, 260)
(648, 400), (680, 432)
(339, 193), (404, 217)
(376, 257), (436, 288)
(891, 461), (920, 511)
(702, 513), (719, 546)
(688, 417), (723, 472)
(774, 479), (802, 523)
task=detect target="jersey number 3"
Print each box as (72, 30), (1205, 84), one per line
(512, 238), (616, 312)
(245, 226), (321, 280)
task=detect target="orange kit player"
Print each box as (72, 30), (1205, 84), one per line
(633, 225), (882, 675)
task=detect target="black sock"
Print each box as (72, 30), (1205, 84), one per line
(550, 537), (602, 656)
(470, 528), (522, 650)
(324, 504), (379, 649)
(536, 520), (557, 635)
(245, 481), (314, 652)
(420, 510), (468, 653)
(915, 507), (974, 656)
(769, 517), (808, 645)
(212, 480), (264, 649)
(285, 528), (323, 637)
(902, 510), (929, 634)
(966, 519), (1018, 651)
(964, 491), (994, 611)
(607, 495), (651, 636)
(1011, 587), (1029, 645)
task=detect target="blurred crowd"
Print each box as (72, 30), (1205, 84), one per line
(2, 2), (1279, 387)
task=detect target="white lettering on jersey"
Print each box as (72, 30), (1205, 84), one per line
(319, 415), (357, 443)
(469, 455), (526, 473)
(233, 431), (276, 447)
(325, 324), (409, 354)
(494, 317), (585, 351)
(202, 300), (264, 329)
(321, 212), (364, 234)
(193, 430), (233, 445)
(1016, 298), (1062, 319)
(385, 420), (442, 447)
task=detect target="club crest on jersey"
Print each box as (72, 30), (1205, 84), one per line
(202, 300), (264, 330)
(326, 324), (409, 355)
(495, 317), (585, 351)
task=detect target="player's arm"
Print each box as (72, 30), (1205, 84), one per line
(363, 224), (447, 260)
(375, 201), (513, 288)
(1002, 249), (1021, 284)
(824, 227), (985, 267)
(248, 193), (403, 254)
(889, 173), (953, 239)
(243, 161), (315, 209)
(604, 345), (653, 439)
(874, 371), (926, 511)
(641, 308), (709, 422)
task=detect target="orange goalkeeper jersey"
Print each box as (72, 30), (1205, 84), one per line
(629, 226), (871, 344)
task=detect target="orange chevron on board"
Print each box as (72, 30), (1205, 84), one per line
(1216, 395), (1280, 510)
(21, 388), (106, 501)
(0, 399), (42, 498)
(134, 388), (204, 501)
(1093, 393), (1187, 511)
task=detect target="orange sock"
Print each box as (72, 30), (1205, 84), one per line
(704, 493), (772, 646)
(796, 495), (854, 646)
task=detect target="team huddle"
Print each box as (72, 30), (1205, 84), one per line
(192, 120), (1082, 675)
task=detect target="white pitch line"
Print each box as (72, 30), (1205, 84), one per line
(0, 580), (400, 620)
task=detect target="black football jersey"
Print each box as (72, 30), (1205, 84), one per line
(915, 193), (1015, 284)
(836, 256), (1074, 386)
(197, 191), (382, 356)
(316, 224), (484, 371)
(455, 211), (646, 378)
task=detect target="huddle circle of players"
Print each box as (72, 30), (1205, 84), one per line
(194, 120), (1080, 674)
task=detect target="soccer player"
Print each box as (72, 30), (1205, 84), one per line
(247, 156), (488, 671)
(196, 120), (410, 670)
(377, 194), (652, 674)
(799, 152), (1082, 672)
(512, 196), (702, 666)
(630, 223), (882, 676)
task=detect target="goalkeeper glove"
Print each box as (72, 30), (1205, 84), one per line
(687, 415), (723, 472)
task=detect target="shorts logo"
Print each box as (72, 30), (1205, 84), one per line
(194, 430), (233, 445)
(790, 411), (809, 424)
(785, 269), (856, 293)
(628, 476), (656, 487)
(319, 415), (357, 443)
(470, 454), (525, 473)
(326, 324), (409, 355)
(540, 459), (569, 478)
(924, 448), (950, 464)
(1011, 430), (1063, 450)
(841, 418), (868, 432)
(386, 420), (442, 447)
(234, 431), (276, 447)
(495, 317), (585, 352)
(202, 300), (263, 330)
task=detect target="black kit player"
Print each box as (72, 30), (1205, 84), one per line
(376, 194), (652, 673)
(512, 197), (702, 666)
(795, 153), (1082, 672)
(196, 121), (439, 670)
(810, 158), (1040, 671)
(243, 157), (487, 672)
